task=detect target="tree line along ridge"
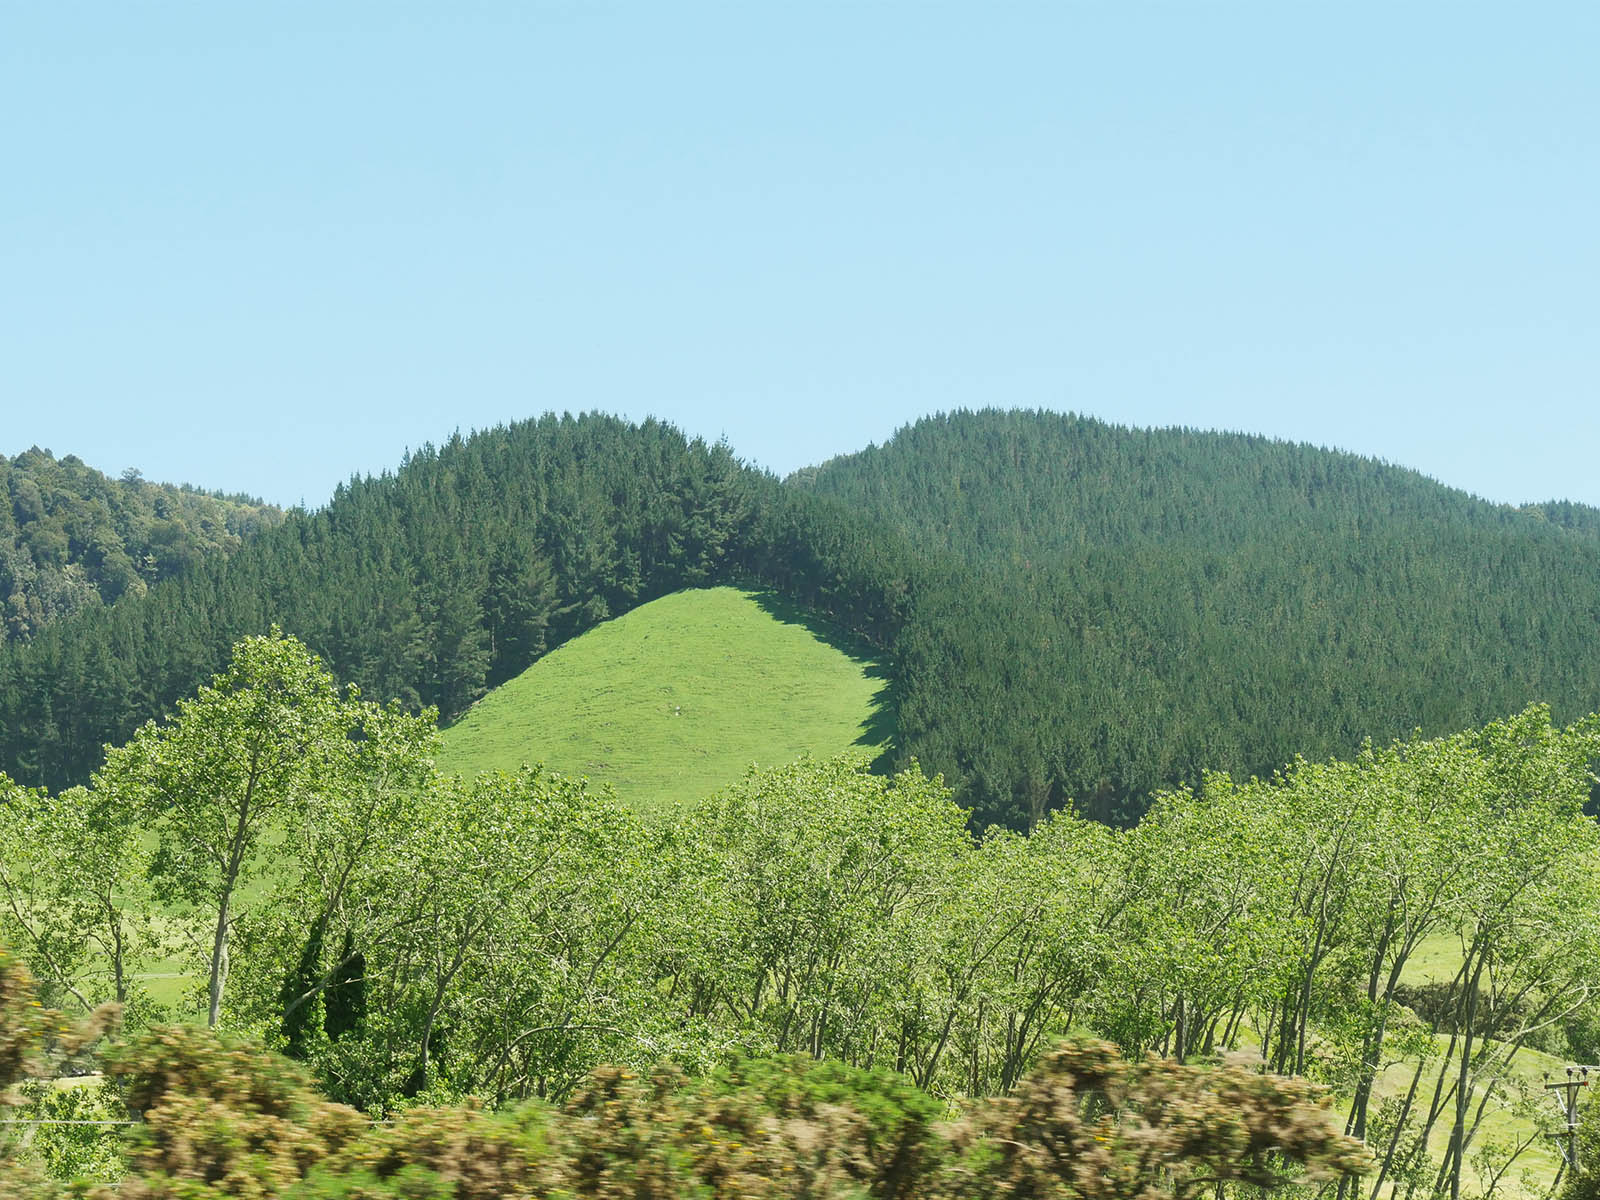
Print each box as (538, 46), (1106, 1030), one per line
(2, 408), (1599, 830)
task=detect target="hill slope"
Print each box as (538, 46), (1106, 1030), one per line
(437, 586), (892, 812)
(0, 415), (915, 795)
(796, 408), (1600, 565)
(796, 409), (1600, 825)
(7, 408), (1600, 832)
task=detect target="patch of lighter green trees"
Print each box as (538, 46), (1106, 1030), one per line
(0, 446), (282, 643)
(4, 632), (1600, 1199)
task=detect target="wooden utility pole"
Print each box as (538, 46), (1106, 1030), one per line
(1546, 1066), (1590, 1173)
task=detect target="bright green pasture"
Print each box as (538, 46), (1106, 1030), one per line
(1399, 931), (1471, 987)
(126, 827), (287, 1015)
(1367, 1034), (1566, 1194)
(123, 588), (889, 1013)
(1369, 934), (1566, 1194)
(437, 586), (894, 814)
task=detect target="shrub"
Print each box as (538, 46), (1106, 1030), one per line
(561, 1055), (947, 1200)
(94, 1028), (1368, 1200)
(104, 1026), (366, 1200)
(1, 946), (118, 1197)
(1, 947), (116, 1104)
(290, 1103), (565, 1200)
(13, 1077), (126, 1186)
(939, 1038), (1369, 1199)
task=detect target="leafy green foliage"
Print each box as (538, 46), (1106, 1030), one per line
(0, 772), (157, 1016)
(1564, 1086), (1600, 1200)
(0, 948), (118, 1197)
(88, 1029), (1358, 1200)
(321, 931), (364, 1049)
(0, 446), (281, 644)
(302, 764), (660, 1109)
(104, 1025), (367, 1200)
(694, 1055), (948, 1199)
(558, 1057), (948, 1200)
(943, 1039), (1369, 1199)
(280, 917), (327, 1060)
(94, 630), (439, 1029)
(0, 948), (61, 1103)
(0, 949), (115, 1106)
(9, 630), (1600, 1197)
(292, 1102), (564, 1200)
(11, 1078), (127, 1186)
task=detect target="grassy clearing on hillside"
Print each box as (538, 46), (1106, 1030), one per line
(437, 587), (894, 813)
(1400, 932), (1472, 987)
(1368, 1034), (1566, 1194)
(123, 590), (887, 1011)
(1371, 934), (1568, 1194)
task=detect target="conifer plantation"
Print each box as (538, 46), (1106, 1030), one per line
(798, 410), (1600, 824)
(4, 410), (1599, 829)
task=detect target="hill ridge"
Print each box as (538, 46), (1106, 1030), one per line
(3, 408), (1598, 831)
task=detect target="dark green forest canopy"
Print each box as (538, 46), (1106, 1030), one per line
(0, 447), (282, 643)
(795, 409), (1600, 825)
(4, 408), (1600, 831)
(794, 409), (1600, 563)
(1523, 498), (1600, 541)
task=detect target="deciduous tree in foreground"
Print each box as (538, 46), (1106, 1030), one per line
(93, 629), (437, 1029)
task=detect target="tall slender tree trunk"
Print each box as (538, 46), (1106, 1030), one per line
(106, 883), (128, 1005)
(208, 752), (259, 1028)
(207, 884), (232, 1028)
(1447, 943), (1488, 1200)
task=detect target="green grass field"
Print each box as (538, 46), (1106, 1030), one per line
(1371, 933), (1566, 1194)
(436, 586), (894, 813)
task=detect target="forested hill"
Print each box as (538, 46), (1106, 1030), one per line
(795, 409), (1600, 563)
(1, 448), (282, 644)
(0, 416), (920, 792)
(795, 410), (1600, 825)
(5, 409), (1600, 831)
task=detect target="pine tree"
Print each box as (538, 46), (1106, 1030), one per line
(280, 914), (326, 1059)
(324, 929), (366, 1044)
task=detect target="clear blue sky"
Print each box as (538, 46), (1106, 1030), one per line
(3, 3), (1596, 509)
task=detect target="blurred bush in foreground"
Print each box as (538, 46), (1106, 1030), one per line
(70, 1024), (1362, 1200)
